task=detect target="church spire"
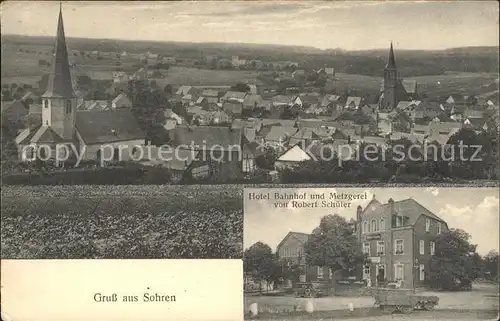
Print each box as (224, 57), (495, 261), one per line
(43, 4), (74, 98)
(385, 41), (396, 69)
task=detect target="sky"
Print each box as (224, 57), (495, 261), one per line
(244, 187), (499, 255)
(1, 1), (499, 50)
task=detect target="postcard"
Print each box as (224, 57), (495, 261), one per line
(1, 1), (499, 320)
(243, 187), (499, 320)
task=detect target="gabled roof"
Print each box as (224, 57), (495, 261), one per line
(42, 7), (74, 98)
(277, 144), (312, 162)
(30, 125), (64, 143)
(201, 89), (219, 97)
(223, 101), (243, 115)
(390, 131), (426, 144)
(112, 93), (132, 107)
(1, 100), (26, 114)
(345, 96), (362, 108)
(320, 94), (341, 107)
(257, 118), (296, 128)
(429, 120), (463, 134)
(243, 94), (265, 108)
(276, 231), (310, 252)
(75, 109), (145, 144)
(222, 91), (247, 101)
(272, 95), (295, 105)
(362, 198), (446, 226)
(265, 126), (298, 142)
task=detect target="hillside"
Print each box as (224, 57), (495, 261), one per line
(2, 34), (498, 78)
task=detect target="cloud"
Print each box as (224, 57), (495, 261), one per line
(438, 196), (499, 254)
(425, 187), (440, 197)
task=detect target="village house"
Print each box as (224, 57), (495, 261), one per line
(291, 70), (306, 80)
(274, 144), (314, 170)
(112, 71), (129, 84)
(264, 126), (298, 150)
(354, 196), (449, 289)
(195, 97), (210, 110)
(168, 126), (244, 182)
(138, 147), (197, 183)
(320, 94), (341, 110)
(77, 100), (110, 112)
(242, 94), (267, 110)
(15, 8), (145, 163)
(272, 95), (302, 108)
(223, 101), (244, 119)
(345, 96), (363, 110)
(201, 89), (220, 104)
(276, 231), (336, 287)
(317, 66), (335, 78)
(221, 91), (248, 103)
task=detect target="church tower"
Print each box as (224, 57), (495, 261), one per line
(382, 42), (398, 111)
(41, 4), (76, 141)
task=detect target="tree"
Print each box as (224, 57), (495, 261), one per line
(230, 83), (250, 93)
(164, 84), (173, 95)
(76, 75), (92, 89)
(255, 147), (277, 170)
(304, 215), (366, 281)
(483, 251), (499, 281)
(243, 242), (280, 293)
(427, 228), (481, 290)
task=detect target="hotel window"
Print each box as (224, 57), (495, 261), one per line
(363, 221), (368, 234)
(425, 218), (430, 232)
(395, 215), (403, 227)
(317, 266), (323, 279)
(363, 265), (370, 280)
(371, 219), (377, 232)
(377, 241), (385, 256)
(419, 264), (425, 281)
(394, 264), (404, 281)
(395, 239), (404, 255)
(419, 240), (425, 255)
(437, 222), (442, 235)
(329, 268), (333, 279)
(363, 242), (371, 256)
(66, 100), (72, 114)
(430, 241), (435, 255)
(379, 218), (385, 231)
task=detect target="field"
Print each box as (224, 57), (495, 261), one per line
(2, 41), (498, 95)
(330, 72), (499, 98)
(0, 185), (243, 259)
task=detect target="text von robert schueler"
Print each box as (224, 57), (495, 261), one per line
(93, 288), (177, 303)
(247, 191), (368, 209)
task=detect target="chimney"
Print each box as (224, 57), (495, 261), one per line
(356, 205), (362, 223)
(388, 198), (395, 215)
(354, 205), (363, 232)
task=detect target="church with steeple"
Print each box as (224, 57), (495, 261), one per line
(16, 5), (145, 163)
(378, 42), (419, 112)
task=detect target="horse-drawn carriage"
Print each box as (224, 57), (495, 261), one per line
(371, 287), (439, 314)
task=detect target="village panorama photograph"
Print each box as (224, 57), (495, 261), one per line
(0, 1), (498, 259)
(243, 187), (499, 320)
(0, 1), (499, 186)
